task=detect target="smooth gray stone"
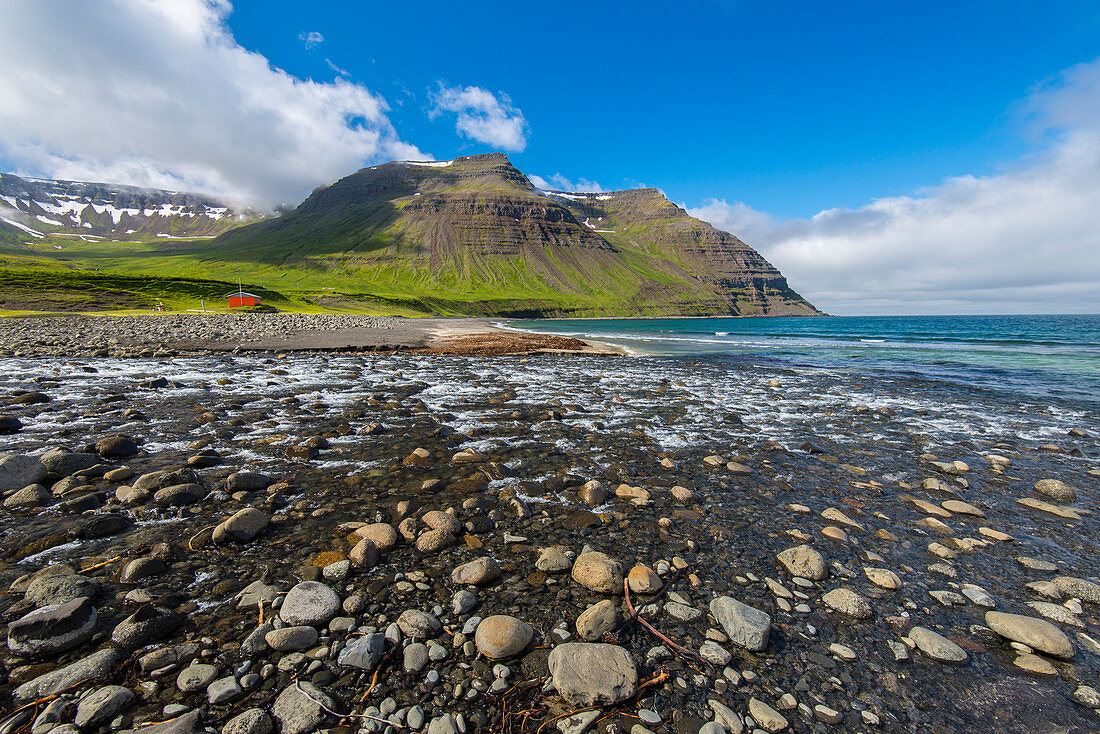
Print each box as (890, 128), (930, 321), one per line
(337, 632), (385, 671)
(7, 596), (97, 657)
(13, 648), (124, 702)
(279, 582), (340, 627)
(709, 596), (772, 652)
(74, 685), (133, 729)
(271, 681), (336, 734)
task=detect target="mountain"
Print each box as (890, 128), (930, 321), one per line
(0, 173), (257, 243)
(209, 153), (820, 317)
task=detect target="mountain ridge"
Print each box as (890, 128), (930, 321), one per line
(0, 172), (259, 242)
(208, 152), (820, 317)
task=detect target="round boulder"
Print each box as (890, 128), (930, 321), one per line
(1034, 479), (1076, 503)
(985, 611), (1075, 659)
(777, 545), (827, 581)
(571, 552), (624, 595)
(451, 557), (501, 586)
(822, 588), (873, 619)
(548, 642), (638, 706)
(354, 523), (398, 551)
(474, 615), (534, 659)
(279, 582), (340, 627)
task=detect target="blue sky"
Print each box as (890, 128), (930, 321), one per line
(2, 1), (1099, 314)
(227, 0), (1100, 217)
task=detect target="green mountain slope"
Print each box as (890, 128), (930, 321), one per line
(207, 153), (820, 317)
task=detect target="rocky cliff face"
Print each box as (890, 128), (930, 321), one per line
(212, 153), (819, 317)
(0, 173), (256, 242)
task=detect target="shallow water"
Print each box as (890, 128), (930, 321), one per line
(1, 350), (1099, 732)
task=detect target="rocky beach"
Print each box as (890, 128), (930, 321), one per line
(1, 316), (1099, 734)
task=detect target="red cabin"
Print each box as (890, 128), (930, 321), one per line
(225, 291), (261, 308)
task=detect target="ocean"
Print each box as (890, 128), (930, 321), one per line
(505, 314), (1100, 408)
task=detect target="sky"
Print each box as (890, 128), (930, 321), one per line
(1, 0), (1099, 315)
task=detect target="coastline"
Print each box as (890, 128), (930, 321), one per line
(0, 316), (1097, 733)
(0, 313), (625, 358)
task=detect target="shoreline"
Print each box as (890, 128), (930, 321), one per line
(0, 343), (1097, 732)
(0, 313), (626, 358)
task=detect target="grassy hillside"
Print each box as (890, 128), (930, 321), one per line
(0, 154), (820, 317)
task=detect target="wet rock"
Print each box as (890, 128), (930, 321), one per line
(864, 567), (901, 590)
(336, 632), (385, 670)
(578, 480), (607, 505)
(4, 483), (50, 509)
(212, 508), (268, 542)
(25, 574), (100, 607)
(747, 698), (788, 732)
(0, 416), (22, 434)
(397, 609), (442, 639)
(707, 700), (744, 733)
(403, 448), (433, 467)
(1034, 479), (1076, 503)
(776, 545), (826, 580)
(279, 582), (340, 626)
(349, 538), (379, 568)
(0, 454), (47, 492)
(354, 523), (398, 551)
(822, 588), (873, 619)
(548, 642), (638, 706)
(421, 510), (461, 534)
(709, 596), (771, 652)
(95, 435), (139, 458)
(536, 547), (571, 573)
(452, 589), (478, 614)
(74, 685), (133, 729)
(699, 640), (733, 666)
(119, 711), (201, 734)
(985, 611), (1075, 659)
(134, 469), (197, 491)
(226, 472), (273, 492)
(404, 642), (429, 672)
(1015, 653), (1058, 675)
(120, 557), (166, 584)
(272, 681), (336, 734)
(111, 605), (182, 649)
(451, 556), (501, 585)
(1053, 576), (1100, 605)
(572, 551), (624, 594)
(207, 676), (243, 704)
(176, 662), (219, 693)
(627, 565), (662, 593)
(576, 600), (618, 641)
(909, 626), (968, 663)
(475, 615), (534, 659)
(76, 513), (130, 539)
(8, 596), (97, 656)
(222, 709), (272, 734)
(266, 626), (319, 652)
(13, 648), (124, 702)
(416, 529), (455, 553)
(154, 483), (206, 506)
(41, 449), (100, 479)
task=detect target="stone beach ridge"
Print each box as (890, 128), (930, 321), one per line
(0, 325), (1099, 733)
(0, 315), (614, 358)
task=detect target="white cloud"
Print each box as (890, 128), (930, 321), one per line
(690, 58), (1100, 315)
(299, 31), (324, 49)
(0, 1), (425, 207)
(430, 85), (528, 152)
(528, 173), (604, 193)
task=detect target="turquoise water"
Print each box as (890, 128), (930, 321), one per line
(505, 315), (1100, 406)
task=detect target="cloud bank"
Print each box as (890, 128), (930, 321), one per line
(430, 85), (528, 152)
(0, 0), (425, 207)
(690, 59), (1100, 315)
(528, 173), (604, 193)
